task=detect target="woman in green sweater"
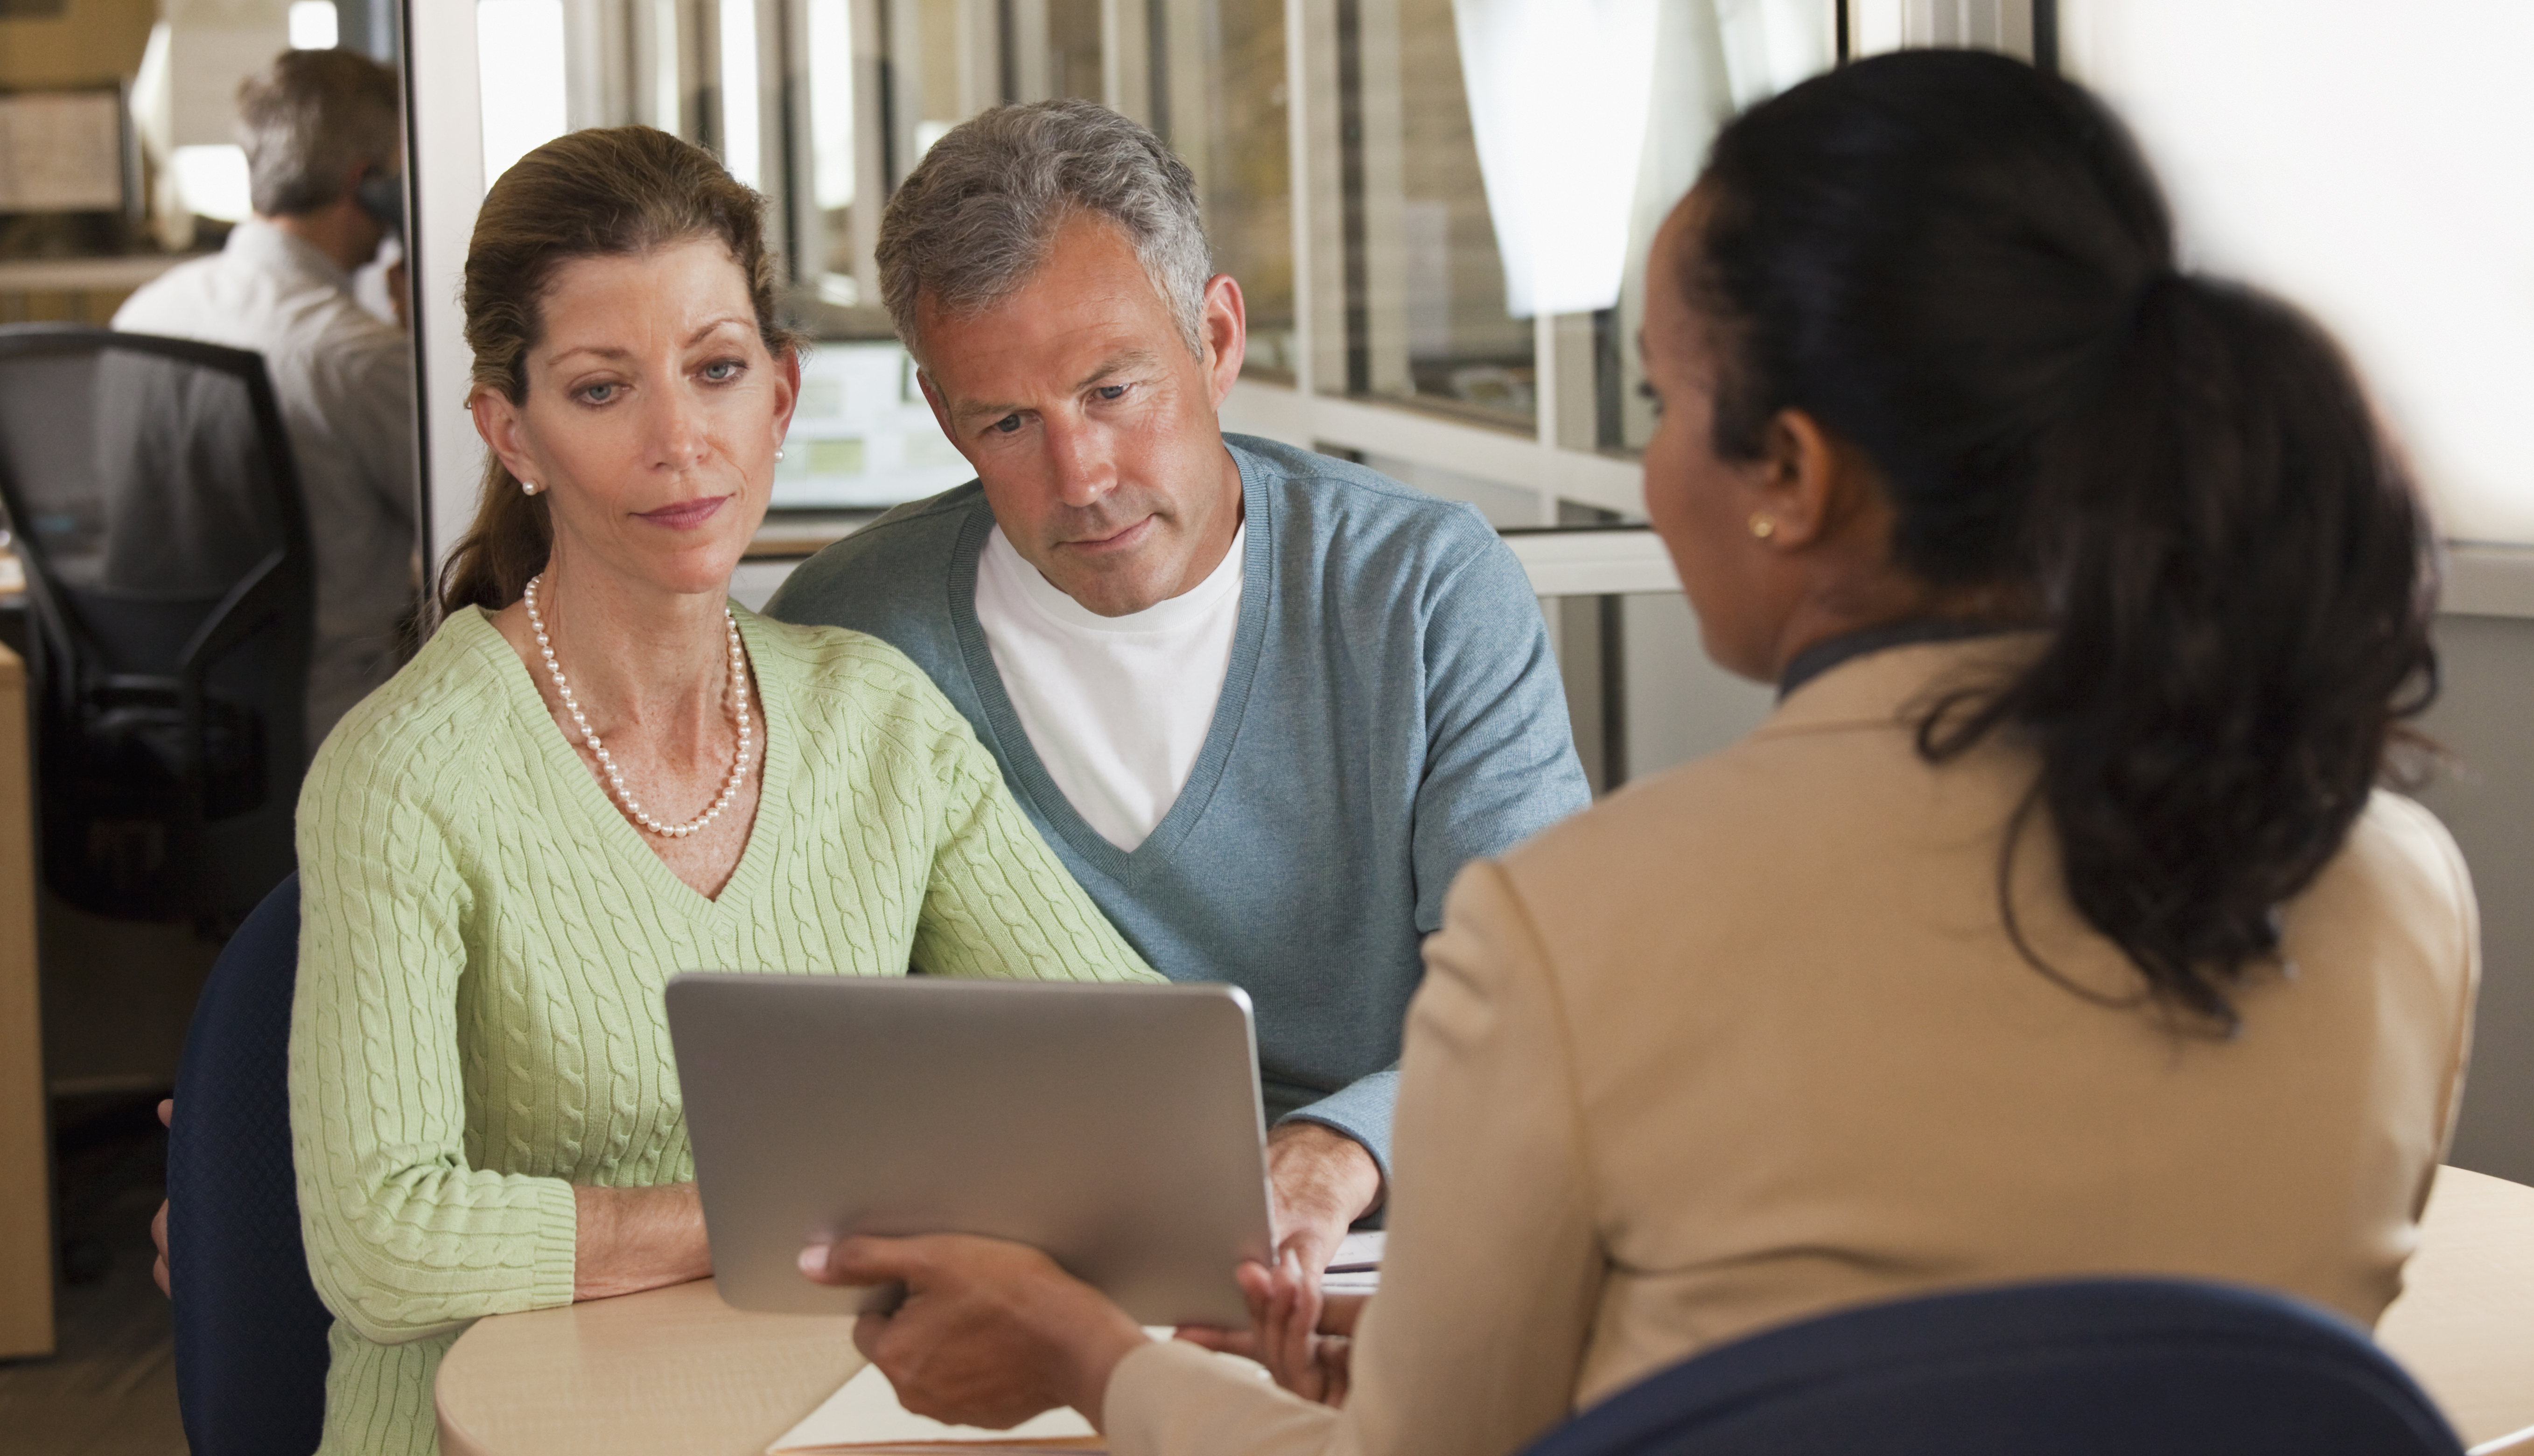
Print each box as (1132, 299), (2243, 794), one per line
(285, 126), (1159, 1456)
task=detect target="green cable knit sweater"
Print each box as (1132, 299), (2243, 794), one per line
(287, 606), (1159, 1456)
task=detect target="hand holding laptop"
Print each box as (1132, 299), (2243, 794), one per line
(799, 1234), (1150, 1429)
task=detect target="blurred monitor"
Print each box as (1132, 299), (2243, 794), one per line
(774, 341), (976, 511)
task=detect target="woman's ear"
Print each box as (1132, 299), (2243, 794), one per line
(1750, 407), (1854, 550)
(770, 347), (804, 446)
(470, 388), (537, 485)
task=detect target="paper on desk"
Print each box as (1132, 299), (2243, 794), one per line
(1327, 1230), (1384, 1273)
(768, 1363), (1103, 1454)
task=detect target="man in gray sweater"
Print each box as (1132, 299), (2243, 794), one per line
(766, 101), (1589, 1276)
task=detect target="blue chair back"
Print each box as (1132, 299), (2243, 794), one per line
(167, 872), (331, 1456)
(1519, 1278), (2463, 1456)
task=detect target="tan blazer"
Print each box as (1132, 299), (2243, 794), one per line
(1107, 638), (2479, 1456)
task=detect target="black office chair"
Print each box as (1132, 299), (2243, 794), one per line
(167, 872), (331, 1456)
(0, 325), (313, 934)
(1517, 1277), (2464, 1456)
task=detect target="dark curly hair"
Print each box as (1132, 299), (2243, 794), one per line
(1686, 51), (2438, 1030)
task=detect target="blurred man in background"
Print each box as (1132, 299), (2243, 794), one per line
(116, 49), (416, 747)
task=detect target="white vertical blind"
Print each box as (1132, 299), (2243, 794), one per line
(807, 0), (855, 211)
(477, 0), (568, 186)
(1451, 0), (1659, 319)
(719, 0), (763, 187)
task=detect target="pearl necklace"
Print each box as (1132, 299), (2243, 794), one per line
(521, 573), (753, 839)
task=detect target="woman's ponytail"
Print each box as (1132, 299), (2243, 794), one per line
(1931, 274), (2437, 1029)
(434, 461), (552, 617)
(1693, 51), (2438, 1031)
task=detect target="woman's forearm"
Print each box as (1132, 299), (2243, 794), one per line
(573, 1183), (713, 1301)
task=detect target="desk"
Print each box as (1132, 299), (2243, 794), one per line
(0, 642), (49, 1358)
(440, 1165), (2534, 1456)
(436, 1278), (859, 1456)
(2381, 1166), (2534, 1451)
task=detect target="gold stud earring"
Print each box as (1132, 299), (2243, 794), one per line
(1749, 514), (1776, 539)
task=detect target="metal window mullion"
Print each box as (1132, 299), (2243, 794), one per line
(1283, 0), (1316, 398)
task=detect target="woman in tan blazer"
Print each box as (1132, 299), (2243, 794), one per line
(800, 50), (2478, 1456)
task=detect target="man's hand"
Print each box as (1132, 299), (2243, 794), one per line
(1265, 1121), (1383, 1279)
(150, 1099), (173, 1299)
(801, 1234), (1147, 1431)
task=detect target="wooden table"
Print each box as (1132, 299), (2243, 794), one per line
(436, 1277), (861, 1456)
(2381, 1166), (2534, 1453)
(440, 1165), (2534, 1456)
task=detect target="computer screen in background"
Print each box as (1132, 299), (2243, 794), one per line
(774, 341), (977, 511)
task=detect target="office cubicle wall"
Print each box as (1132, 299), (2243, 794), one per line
(0, 646), (53, 1359)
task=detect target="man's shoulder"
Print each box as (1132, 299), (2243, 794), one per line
(1232, 434), (1502, 554)
(762, 482), (989, 640)
(110, 256), (232, 338)
(1227, 434), (1517, 600)
(114, 247), (400, 372)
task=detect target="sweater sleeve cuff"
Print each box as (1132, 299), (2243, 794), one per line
(1104, 1339), (1338, 1456)
(1277, 1070), (1398, 1196)
(528, 1176), (579, 1311)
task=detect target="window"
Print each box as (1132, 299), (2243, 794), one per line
(1155, 0), (1296, 380)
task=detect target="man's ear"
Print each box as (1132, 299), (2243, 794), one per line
(915, 370), (953, 436)
(1199, 273), (1246, 409)
(914, 369), (980, 469)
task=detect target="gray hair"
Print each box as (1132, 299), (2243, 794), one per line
(236, 49), (400, 218)
(878, 100), (1213, 361)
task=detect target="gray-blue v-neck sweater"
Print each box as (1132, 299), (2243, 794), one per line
(764, 434), (1591, 1170)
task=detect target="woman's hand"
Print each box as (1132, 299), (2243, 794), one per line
(150, 1099), (174, 1298)
(800, 1234), (1147, 1431)
(1220, 1249), (1360, 1407)
(572, 1184), (712, 1301)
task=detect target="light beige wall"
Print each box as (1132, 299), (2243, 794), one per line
(2409, 614), (2534, 1183)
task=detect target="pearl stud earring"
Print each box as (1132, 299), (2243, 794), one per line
(521, 479), (540, 496)
(1749, 514), (1776, 539)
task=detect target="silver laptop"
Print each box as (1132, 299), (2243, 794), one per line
(665, 974), (1274, 1327)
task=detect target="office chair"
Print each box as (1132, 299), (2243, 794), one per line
(0, 325), (313, 934)
(167, 872), (331, 1456)
(1517, 1277), (2464, 1456)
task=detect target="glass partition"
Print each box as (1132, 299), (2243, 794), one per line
(497, 0), (1879, 516)
(1310, 0), (1532, 428)
(1599, 0), (1834, 455)
(1151, 0), (1295, 380)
